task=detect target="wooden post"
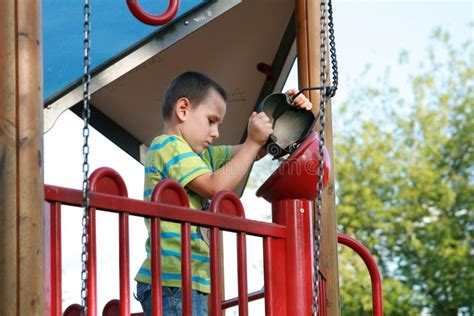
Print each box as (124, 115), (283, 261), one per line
(295, 0), (340, 314)
(0, 1), (45, 315)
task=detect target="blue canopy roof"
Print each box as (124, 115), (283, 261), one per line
(43, 0), (207, 98)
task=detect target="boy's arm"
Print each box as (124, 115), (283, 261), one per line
(231, 144), (266, 160)
(188, 112), (272, 198)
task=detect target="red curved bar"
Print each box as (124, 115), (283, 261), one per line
(126, 0), (180, 26)
(151, 180), (191, 313)
(89, 167), (130, 316)
(337, 233), (384, 316)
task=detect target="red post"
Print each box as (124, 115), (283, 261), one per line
(237, 231), (248, 315)
(87, 207), (98, 316)
(210, 225), (222, 315)
(150, 218), (163, 315)
(119, 213), (131, 316)
(181, 222), (192, 315)
(50, 202), (62, 316)
(272, 199), (314, 315)
(263, 237), (287, 315)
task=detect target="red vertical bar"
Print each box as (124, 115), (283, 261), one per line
(210, 227), (222, 315)
(88, 207), (97, 316)
(317, 273), (327, 316)
(119, 213), (130, 316)
(44, 202), (52, 316)
(237, 232), (248, 316)
(151, 218), (162, 315)
(181, 223), (192, 315)
(51, 202), (62, 316)
(263, 237), (287, 316)
(272, 199), (313, 315)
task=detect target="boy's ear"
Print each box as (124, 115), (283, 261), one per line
(175, 97), (191, 122)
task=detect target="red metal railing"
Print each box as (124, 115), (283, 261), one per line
(45, 167), (383, 315)
(338, 233), (384, 316)
(45, 167), (287, 315)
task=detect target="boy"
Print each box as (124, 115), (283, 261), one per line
(135, 71), (312, 315)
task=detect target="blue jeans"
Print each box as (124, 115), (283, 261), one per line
(136, 282), (208, 315)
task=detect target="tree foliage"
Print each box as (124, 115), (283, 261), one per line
(335, 28), (473, 315)
(248, 27), (472, 315)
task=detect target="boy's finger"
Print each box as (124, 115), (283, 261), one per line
(257, 112), (270, 120)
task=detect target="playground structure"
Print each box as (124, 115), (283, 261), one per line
(1, 0), (384, 315)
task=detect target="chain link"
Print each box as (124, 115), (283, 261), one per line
(327, 0), (338, 97)
(81, 0), (91, 314)
(313, 0), (328, 314)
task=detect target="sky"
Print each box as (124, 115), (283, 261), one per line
(43, 1), (473, 314)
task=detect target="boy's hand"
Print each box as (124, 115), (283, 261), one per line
(247, 112), (273, 146)
(286, 88), (313, 110)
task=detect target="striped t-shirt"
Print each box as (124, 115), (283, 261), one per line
(135, 134), (232, 293)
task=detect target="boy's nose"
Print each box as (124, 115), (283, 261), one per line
(211, 127), (219, 138)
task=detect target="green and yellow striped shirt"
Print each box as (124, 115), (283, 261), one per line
(135, 134), (232, 293)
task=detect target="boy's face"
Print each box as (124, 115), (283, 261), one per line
(181, 89), (226, 154)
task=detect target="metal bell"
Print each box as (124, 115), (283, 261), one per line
(256, 92), (315, 159)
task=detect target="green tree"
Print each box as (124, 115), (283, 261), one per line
(248, 27), (473, 315)
(335, 28), (473, 315)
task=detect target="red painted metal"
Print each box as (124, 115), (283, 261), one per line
(237, 231), (249, 315)
(272, 199), (314, 315)
(151, 180), (190, 315)
(102, 299), (120, 316)
(209, 191), (249, 315)
(44, 167), (383, 316)
(87, 205), (98, 316)
(44, 202), (51, 316)
(221, 289), (265, 309)
(318, 272), (327, 316)
(63, 303), (81, 316)
(151, 179), (189, 207)
(103, 299), (145, 316)
(150, 218), (162, 315)
(209, 224), (222, 316)
(44, 185), (286, 238)
(119, 213), (130, 316)
(44, 201), (62, 316)
(256, 132), (332, 202)
(181, 222), (192, 315)
(338, 233), (384, 316)
(263, 237), (287, 315)
(126, 0), (180, 26)
(89, 167), (130, 316)
(50, 202), (62, 316)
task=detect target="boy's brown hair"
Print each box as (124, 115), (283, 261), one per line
(162, 71), (227, 120)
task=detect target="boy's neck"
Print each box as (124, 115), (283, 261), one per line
(163, 124), (182, 138)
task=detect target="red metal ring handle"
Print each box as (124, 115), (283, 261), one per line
(126, 0), (180, 26)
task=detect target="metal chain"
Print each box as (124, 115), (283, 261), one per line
(313, 0), (329, 314)
(290, 0), (338, 102)
(327, 0), (338, 97)
(81, 0), (91, 314)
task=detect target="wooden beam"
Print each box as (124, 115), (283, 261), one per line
(295, 0), (340, 314)
(0, 1), (45, 315)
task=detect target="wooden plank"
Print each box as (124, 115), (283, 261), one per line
(0, 0), (19, 314)
(0, 1), (45, 314)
